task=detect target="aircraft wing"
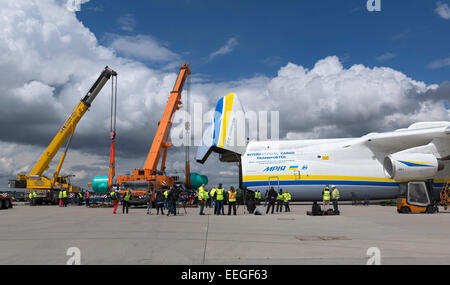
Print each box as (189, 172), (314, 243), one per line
(364, 123), (450, 157)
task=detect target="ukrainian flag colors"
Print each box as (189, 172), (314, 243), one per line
(219, 93), (235, 148)
(212, 93), (236, 149)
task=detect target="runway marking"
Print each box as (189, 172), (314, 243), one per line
(202, 215), (210, 265)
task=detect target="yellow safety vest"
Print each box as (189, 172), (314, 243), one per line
(124, 193), (132, 202)
(332, 189), (340, 200)
(33, 192), (37, 198)
(277, 193), (283, 201)
(204, 191), (210, 199)
(211, 188), (216, 198)
(228, 191), (236, 202)
(323, 190), (331, 201)
(163, 191), (168, 198)
(216, 188), (224, 201)
(29, 193), (33, 199)
(198, 186), (205, 201)
(63, 191), (67, 198)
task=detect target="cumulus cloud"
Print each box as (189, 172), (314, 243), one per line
(436, 2), (450, 19)
(193, 56), (448, 141)
(0, 0), (212, 186)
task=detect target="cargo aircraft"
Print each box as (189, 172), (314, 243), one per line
(196, 93), (450, 205)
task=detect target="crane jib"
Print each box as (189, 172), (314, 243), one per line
(27, 67), (117, 177)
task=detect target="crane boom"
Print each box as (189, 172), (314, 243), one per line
(115, 63), (191, 199)
(29, 67), (117, 176)
(143, 63), (191, 172)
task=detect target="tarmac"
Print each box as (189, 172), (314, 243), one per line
(1, 202), (450, 265)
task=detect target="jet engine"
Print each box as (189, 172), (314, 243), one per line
(383, 153), (443, 180)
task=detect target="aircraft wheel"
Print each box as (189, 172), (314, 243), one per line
(3, 199), (10, 209)
(0, 200), (4, 209)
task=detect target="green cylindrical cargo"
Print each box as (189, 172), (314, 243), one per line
(190, 173), (208, 189)
(92, 176), (109, 193)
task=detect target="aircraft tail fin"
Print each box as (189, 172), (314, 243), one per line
(196, 93), (247, 164)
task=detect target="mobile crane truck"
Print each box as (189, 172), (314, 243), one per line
(91, 63), (191, 205)
(9, 67), (117, 205)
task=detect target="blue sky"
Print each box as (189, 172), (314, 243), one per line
(78, 0), (450, 84)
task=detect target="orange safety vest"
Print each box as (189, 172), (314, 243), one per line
(86, 192), (90, 198)
(228, 191), (236, 202)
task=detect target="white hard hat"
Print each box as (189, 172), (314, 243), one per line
(332, 185), (336, 188)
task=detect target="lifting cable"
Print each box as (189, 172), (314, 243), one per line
(110, 74), (118, 140)
(185, 74), (191, 188)
(185, 74), (191, 162)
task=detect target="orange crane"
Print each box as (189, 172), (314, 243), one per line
(115, 63), (191, 200)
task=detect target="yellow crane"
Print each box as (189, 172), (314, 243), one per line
(9, 67), (117, 204)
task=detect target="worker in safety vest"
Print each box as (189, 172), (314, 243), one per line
(254, 191), (259, 205)
(322, 185), (331, 211)
(276, 189), (284, 212)
(163, 189), (169, 210)
(204, 189), (210, 209)
(198, 184), (206, 215)
(215, 184), (225, 215)
(283, 190), (291, 212)
(123, 189), (132, 214)
(332, 185), (340, 212)
(58, 191), (63, 207)
(85, 190), (90, 207)
(110, 189), (119, 214)
(62, 190), (68, 207)
(29, 192), (33, 206)
(32, 191), (38, 206)
(210, 187), (217, 211)
(78, 192), (83, 206)
(227, 187), (237, 215)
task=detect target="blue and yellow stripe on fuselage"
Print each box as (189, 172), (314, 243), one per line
(242, 175), (446, 201)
